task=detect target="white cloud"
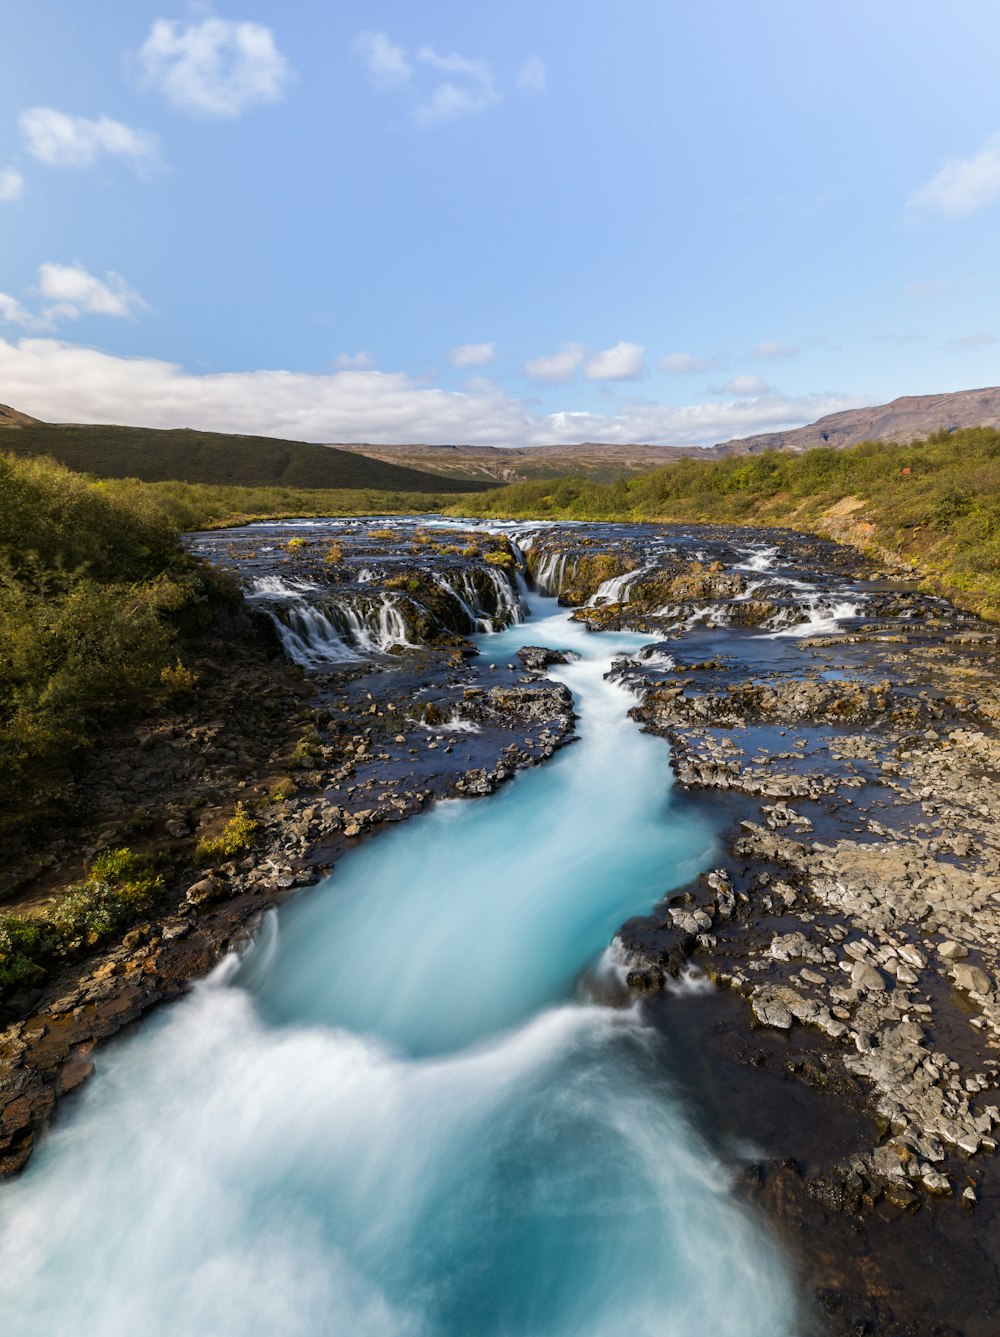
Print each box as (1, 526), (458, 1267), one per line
(37, 263), (148, 321)
(518, 56), (547, 93)
(753, 340), (798, 360)
(0, 336), (865, 448)
(354, 32), (412, 89)
(137, 17), (291, 118)
(660, 352), (712, 375)
(18, 107), (159, 172)
(524, 341), (585, 384)
(584, 341), (644, 381)
(0, 294), (44, 330)
(908, 133), (1000, 218)
(714, 375), (772, 397)
(333, 351), (376, 370)
(450, 341), (495, 367)
(0, 167), (25, 201)
(355, 33), (540, 125)
(414, 47), (499, 125)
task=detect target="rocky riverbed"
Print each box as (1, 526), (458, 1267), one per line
(1, 514), (999, 1334)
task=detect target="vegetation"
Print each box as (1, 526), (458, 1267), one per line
(0, 845), (165, 992)
(194, 802), (258, 865)
(449, 428), (1000, 618)
(0, 420), (491, 494)
(130, 479), (474, 530)
(0, 452), (242, 845)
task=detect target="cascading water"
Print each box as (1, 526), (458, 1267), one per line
(260, 564), (524, 667)
(0, 586), (801, 1336)
(587, 563), (653, 606)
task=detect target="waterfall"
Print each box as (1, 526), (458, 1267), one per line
(533, 551), (569, 597)
(269, 593), (416, 666)
(587, 564), (653, 607)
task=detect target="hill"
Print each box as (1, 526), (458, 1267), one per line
(0, 413), (489, 494)
(717, 387), (1000, 455)
(332, 441), (722, 483)
(0, 403), (39, 427)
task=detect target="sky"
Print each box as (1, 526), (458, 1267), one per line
(2, 0), (1000, 449)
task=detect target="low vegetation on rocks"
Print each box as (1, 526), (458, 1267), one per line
(0, 845), (165, 991)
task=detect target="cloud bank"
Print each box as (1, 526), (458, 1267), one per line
(0, 336), (864, 449)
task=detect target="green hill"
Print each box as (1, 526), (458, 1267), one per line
(0, 416), (489, 494)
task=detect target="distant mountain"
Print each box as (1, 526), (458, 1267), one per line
(715, 387), (1000, 455)
(336, 387), (1000, 479)
(0, 417), (490, 494)
(333, 440), (722, 483)
(0, 403), (39, 427)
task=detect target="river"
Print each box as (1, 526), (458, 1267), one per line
(0, 584), (801, 1335)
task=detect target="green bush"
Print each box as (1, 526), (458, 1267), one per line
(0, 452), (228, 843)
(195, 803), (258, 865)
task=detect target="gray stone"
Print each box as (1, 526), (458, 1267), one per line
(852, 959), (887, 993)
(952, 963), (993, 995)
(939, 940), (969, 961)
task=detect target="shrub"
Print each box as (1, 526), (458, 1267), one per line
(288, 732), (321, 768)
(264, 776), (298, 803)
(87, 846), (164, 904)
(195, 802), (258, 865)
(160, 659), (199, 701)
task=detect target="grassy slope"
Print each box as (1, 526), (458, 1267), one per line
(445, 428), (1000, 620)
(0, 452), (472, 844)
(0, 421), (490, 494)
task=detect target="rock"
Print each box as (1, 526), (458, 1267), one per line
(952, 962), (992, 995)
(185, 876), (224, 906)
(751, 991), (793, 1030)
(516, 646), (577, 671)
(55, 1058), (95, 1096)
(897, 943), (927, 970)
(918, 1166), (948, 1195)
(939, 940), (968, 961)
(851, 960), (887, 993)
(768, 932), (822, 963)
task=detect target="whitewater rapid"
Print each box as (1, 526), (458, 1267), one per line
(0, 589), (801, 1336)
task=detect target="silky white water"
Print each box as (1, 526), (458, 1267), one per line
(0, 591), (800, 1336)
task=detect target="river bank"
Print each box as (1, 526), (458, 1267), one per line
(1, 515), (998, 1333)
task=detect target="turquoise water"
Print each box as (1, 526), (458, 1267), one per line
(0, 592), (800, 1336)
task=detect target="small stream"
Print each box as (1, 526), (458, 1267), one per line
(0, 582), (802, 1334)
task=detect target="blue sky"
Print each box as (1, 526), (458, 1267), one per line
(2, 1), (1000, 447)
